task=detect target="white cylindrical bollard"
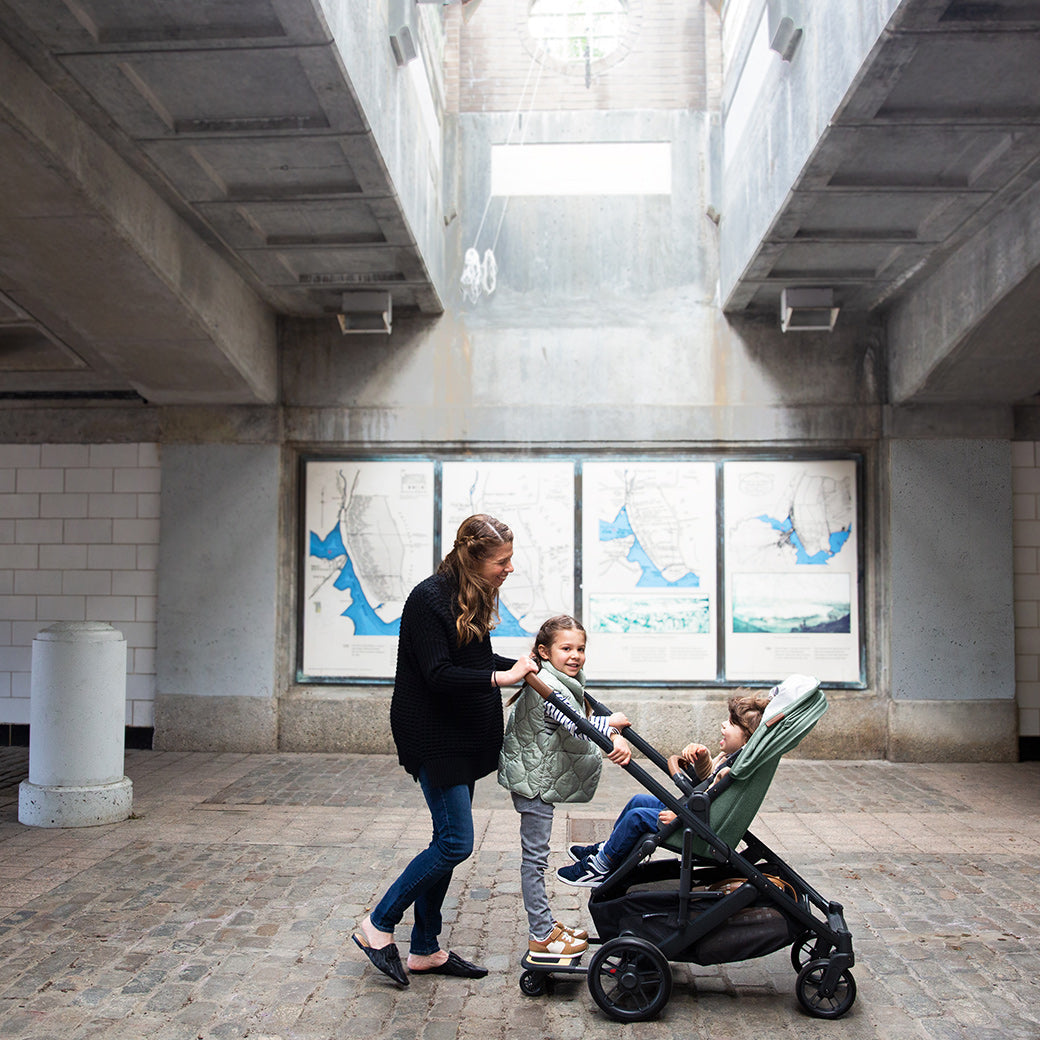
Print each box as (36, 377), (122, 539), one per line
(18, 621), (134, 827)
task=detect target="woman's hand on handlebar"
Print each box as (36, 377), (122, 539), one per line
(497, 655), (539, 687)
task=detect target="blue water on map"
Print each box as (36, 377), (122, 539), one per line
(310, 525), (400, 636)
(600, 506), (700, 587)
(756, 514), (850, 564)
(310, 525), (532, 637)
(495, 601), (532, 637)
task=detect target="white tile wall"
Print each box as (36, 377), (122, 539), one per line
(0, 443), (160, 730)
(1013, 441), (1040, 739)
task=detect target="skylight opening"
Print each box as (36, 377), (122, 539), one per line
(491, 142), (671, 197)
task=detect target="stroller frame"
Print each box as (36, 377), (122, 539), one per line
(516, 673), (856, 1022)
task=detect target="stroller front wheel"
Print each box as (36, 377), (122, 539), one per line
(795, 958), (857, 1019)
(588, 936), (672, 1022)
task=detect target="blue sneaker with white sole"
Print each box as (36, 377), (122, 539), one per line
(557, 855), (608, 887)
(567, 842), (601, 862)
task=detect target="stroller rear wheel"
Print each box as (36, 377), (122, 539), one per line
(587, 936), (672, 1022)
(790, 931), (826, 971)
(795, 958), (857, 1019)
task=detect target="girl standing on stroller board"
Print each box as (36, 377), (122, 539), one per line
(498, 615), (632, 961)
(558, 690), (772, 887)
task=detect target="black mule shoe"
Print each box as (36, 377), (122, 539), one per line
(409, 950), (488, 978)
(352, 932), (409, 987)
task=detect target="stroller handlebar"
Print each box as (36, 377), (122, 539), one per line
(523, 672), (671, 771)
(521, 672), (722, 825)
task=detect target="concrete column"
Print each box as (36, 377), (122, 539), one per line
(18, 622), (133, 827)
(153, 443), (279, 752)
(887, 439), (1017, 760)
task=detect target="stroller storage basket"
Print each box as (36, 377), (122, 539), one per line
(589, 859), (798, 966)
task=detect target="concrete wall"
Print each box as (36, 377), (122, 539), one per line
(0, 1), (1027, 762)
(1012, 441), (1040, 743)
(315, 0), (448, 294)
(153, 443), (281, 752)
(887, 438), (1017, 760)
(718, 0), (901, 302)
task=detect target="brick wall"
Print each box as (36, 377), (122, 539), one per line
(1013, 441), (1040, 740)
(0, 444), (159, 736)
(452, 0), (713, 114)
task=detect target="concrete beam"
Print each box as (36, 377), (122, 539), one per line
(281, 686), (890, 759)
(0, 37), (277, 405)
(887, 175), (1040, 404)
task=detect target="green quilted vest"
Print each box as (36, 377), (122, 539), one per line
(497, 663), (603, 804)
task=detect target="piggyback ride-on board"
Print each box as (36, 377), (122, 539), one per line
(517, 672), (856, 1023)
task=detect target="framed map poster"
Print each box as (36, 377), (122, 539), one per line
(722, 458), (860, 682)
(441, 460), (576, 662)
(298, 454), (864, 686)
(301, 459), (435, 678)
(581, 461), (717, 682)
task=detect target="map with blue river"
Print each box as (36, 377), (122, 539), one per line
(757, 514), (850, 564)
(601, 506), (700, 587)
(311, 524), (529, 637)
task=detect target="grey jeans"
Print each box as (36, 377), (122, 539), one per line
(511, 791), (556, 939)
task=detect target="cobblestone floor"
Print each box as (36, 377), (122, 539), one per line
(0, 749), (1038, 1040)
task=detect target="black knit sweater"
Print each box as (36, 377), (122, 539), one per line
(390, 573), (515, 787)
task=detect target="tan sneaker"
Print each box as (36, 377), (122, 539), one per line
(554, 920), (588, 941)
(528, 924), (588, 961)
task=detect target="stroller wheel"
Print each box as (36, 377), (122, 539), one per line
(519, 969), (547, 997)
(588, 936), (672, 1022)
(790, 931), (823, 971)
(795, 958), (857, 1019)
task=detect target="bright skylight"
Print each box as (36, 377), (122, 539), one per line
(491, 142), (671, 196)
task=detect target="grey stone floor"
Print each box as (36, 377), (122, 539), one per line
(1, 749), (1038, 1039)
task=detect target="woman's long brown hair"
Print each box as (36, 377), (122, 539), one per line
(438, 514), (513, 645)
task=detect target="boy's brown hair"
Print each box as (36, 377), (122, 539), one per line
(728, 691), (773, 740)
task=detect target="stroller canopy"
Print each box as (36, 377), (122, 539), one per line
(669, 674), (827, 857)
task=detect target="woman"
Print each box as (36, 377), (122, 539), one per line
(353, 514), (538, 986)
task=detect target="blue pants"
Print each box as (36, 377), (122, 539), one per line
(600, 793), (666, 866)
(369, 768), (475, 955)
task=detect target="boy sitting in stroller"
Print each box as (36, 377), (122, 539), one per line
(557, 691), (772, 887)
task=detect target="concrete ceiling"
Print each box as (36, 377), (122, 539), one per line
(726, 0), (1040, 404)
(1, 0), (1039, 406)
(0, 0), (439, 405)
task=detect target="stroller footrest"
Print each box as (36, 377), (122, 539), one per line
(522, 950), (584, 967)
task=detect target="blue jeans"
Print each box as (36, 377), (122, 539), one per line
(600, 793), (666, 866)
(369, 768), (475, 955)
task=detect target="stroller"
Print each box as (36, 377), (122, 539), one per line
(517, 673), (856, 1022)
